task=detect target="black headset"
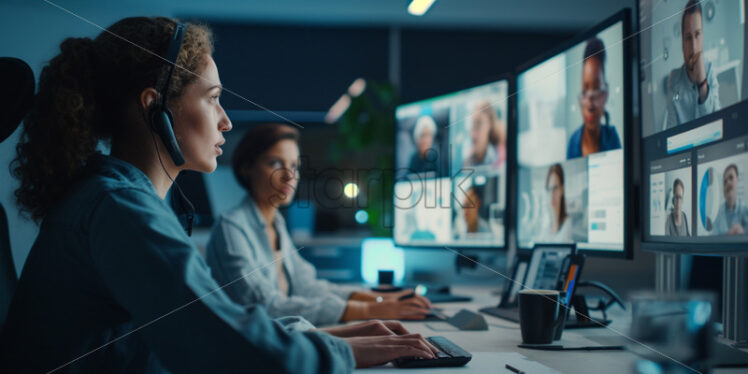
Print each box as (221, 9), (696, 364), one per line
(151, 22), (186, 166)
(150, 22), (194, 236)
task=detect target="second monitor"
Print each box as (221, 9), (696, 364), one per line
(515, 10), (632, 256)
(394, 79), (509, 248)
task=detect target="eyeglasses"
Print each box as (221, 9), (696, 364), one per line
(578, 88), (608, 104)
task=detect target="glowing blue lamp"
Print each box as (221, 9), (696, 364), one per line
(361, 238), (405, 285)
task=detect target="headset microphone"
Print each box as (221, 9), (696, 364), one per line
(151, 21), (194, 236)
(151, 22), (186, 166)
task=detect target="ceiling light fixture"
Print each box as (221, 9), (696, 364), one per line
(407, 0), (436, 16)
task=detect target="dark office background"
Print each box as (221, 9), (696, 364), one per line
(0, 0), (669, 298)
(209, 22), (575, 110)
(206, 21), (575, 232)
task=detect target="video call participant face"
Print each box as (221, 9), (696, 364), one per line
(723, 165), (738, 209)
(462, 187), (482, 233)
(546, 165), (566, 232)
(673, 180), (684, 216)
(470, 110), (492, 162)
(682, 2), (705, 85)
(580, 56), (608, 132)
(414, 116), (436, 158)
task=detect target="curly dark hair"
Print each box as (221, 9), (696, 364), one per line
(12, 17), (213, 222)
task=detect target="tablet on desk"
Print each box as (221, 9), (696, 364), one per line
(480, 244), (580, 322)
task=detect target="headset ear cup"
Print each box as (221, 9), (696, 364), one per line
(152, 107), (185, 166)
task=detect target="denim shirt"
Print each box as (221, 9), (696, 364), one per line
(713, 199), (748, 235)
(665, 62), (721, 130)
(206, 196), (360, 326)
(0, 155), (354, 373)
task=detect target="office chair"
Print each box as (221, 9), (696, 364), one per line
(0, 57), (35, 327)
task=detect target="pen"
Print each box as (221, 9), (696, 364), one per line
(398, 292), (416, 301)
(505, 363), (525, 374)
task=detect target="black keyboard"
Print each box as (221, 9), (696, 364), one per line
(479, 306), (520, 322)
(393, 336), (472, 368)
(426, 293), (473, 303)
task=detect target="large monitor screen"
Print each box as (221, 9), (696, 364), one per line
(394, 80), (508, 248)
(516, 13), (630, 255)
(639, 0), (748, 252)
(639, 0), (746, 138)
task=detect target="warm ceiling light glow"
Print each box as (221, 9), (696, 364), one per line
(325, 94), (351, 124)
(408, 0), (436, 16)
(347, 78), (366, 97)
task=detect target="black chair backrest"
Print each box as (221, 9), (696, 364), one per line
(0, 205), (17, 326)
(0, 57), (35, 327)
(1, 57), (34, 143)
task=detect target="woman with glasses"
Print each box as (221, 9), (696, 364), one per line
(666, 178), (690, 236)
(566, 37), (621, 160)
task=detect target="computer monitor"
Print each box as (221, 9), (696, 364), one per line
(394, 79), (510, 249)
(515, 10), (633, 257)
(639, 0), (748, 254)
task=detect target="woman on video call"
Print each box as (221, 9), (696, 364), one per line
(205, 124), (432, 327)
(541, 164), (573, 242)
(0, 17), (438, 372)
(567, 37), (621, 159)
(463, 100), (506, 168)
(408, 115), (439, 174)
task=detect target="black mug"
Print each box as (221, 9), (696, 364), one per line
(518, 289), (566, 344)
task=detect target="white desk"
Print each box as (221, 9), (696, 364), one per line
(354, 285), (748, 373)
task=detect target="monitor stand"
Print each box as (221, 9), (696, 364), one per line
(655, 253), (748, 368)
(711, 338), (748, 368)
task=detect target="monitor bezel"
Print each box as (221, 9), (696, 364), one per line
(636, 0), (748, 255)
(513, 9), (634, 259)
(392, 75), (515, 251)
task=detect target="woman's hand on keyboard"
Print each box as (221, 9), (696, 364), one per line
(344, 334), (439, 368)
(367, 299), (431, 320)
(342, 299), (431, 321)
(318, 320), (411, 338)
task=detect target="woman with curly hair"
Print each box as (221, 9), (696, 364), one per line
(0, 17), (436, 373)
